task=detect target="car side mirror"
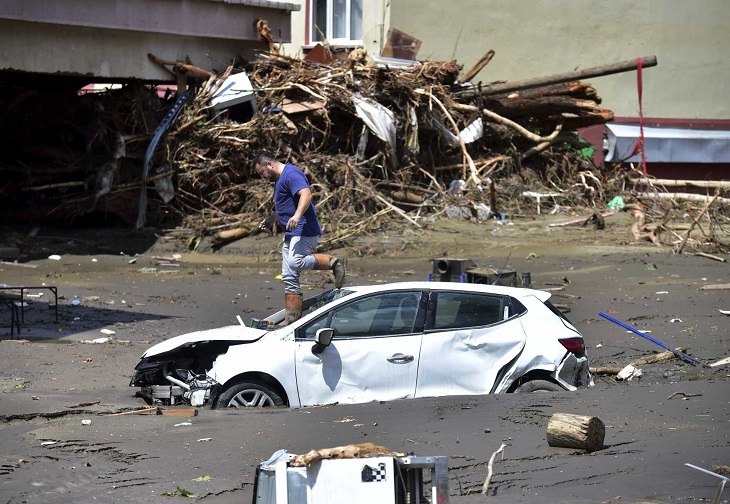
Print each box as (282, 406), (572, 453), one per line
(312, 328), (334, 355)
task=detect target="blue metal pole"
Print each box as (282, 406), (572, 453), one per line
(598, 312), (707, 367)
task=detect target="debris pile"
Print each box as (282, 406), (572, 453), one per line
(165, 50), (617, 249)
(1, 48), (727, 255)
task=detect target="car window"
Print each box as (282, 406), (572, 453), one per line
(299, 291), (422, 339)
(432, 291), (505, 330)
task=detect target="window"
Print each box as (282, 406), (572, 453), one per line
(431, 292), (505, 330)
(300, 291), (421, 339)
(310, 0), (363, 45)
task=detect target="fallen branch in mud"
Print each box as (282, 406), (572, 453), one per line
(684, 252), (726, 262)
(589, 367), (622, 376)
(677, 192), (720, 254)
(106, 407), (158, 416)
(549, 211), (614, 227)
(481, 442), (507, 495)
(629, 347), (688, 367)
(630, 207), (662, 246)
(667, 392), (703, 400)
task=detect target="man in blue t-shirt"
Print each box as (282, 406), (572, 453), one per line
(254, 150), (347, 325)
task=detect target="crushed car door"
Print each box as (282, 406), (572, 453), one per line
(415, 290), (526, 398)
(295, 290), (424, 407)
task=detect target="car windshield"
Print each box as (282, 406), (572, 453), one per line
(302, 288), (354, 317)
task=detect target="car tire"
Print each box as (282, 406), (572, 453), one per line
(214, 381), (284, 408)
(514, 379), (564, 393)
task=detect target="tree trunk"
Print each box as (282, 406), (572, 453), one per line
(455, 55), (657, 98)
(546, 413), (605, 452)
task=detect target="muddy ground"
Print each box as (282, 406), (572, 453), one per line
(1, 211), (729, 504)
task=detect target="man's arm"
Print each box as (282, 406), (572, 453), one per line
(286, 187), (312, 231)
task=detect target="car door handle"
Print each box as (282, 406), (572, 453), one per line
(387, 353), (414, 363)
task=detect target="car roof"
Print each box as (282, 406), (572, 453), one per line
(342, 281), (550, 301)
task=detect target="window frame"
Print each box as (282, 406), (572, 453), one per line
(306, 0), (363, 47)
(424, 291), (525, 332)
(296, 290), (425, 340)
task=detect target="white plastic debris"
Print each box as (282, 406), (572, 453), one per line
(92, 258), (98, 262)
(81, 419), (92, 426)
(670, 318), (683, 323)
(595, 343), (603, 348)
(175, 422), (192, 427)
(197, 438), (212, 442)
(48, 255), (61, 261)
(41, 441), (57, 446)
(616, 364), (643, 381)
(100, 329), (116, 336)
(91, 337), (111, 344)
(656, 291), (669, 295)
(190, 390), (206, 407)
(720, 310), (730, 315)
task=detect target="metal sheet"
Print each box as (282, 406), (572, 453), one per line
(605, 124), (730, 163)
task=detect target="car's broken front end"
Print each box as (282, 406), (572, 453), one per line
(130, 325), (267, 407)
(130, 341), (232, 406)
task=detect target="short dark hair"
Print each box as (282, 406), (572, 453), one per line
(253, 149), (276, 168)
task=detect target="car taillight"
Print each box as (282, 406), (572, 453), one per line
(559, 337), (585, 355)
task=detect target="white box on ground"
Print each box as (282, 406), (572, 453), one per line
(254, 454), (450, 503)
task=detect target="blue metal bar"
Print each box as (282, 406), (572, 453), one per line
(598, 311), (707, 367)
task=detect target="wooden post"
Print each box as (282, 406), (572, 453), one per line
(546, 413), (605, 452)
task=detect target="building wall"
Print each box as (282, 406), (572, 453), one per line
(392, 0), (730, 120)
(0, 0), (298, 81)
(0, 20), (261, 81)
(286, 0), (729, 120)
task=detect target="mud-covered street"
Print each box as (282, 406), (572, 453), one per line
(1, 215), (729, 503)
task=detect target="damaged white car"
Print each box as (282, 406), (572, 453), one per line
(130, 282), (592, 408)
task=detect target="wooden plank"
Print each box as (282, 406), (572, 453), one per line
(157, 408), (198, 417)
(700, 283), (730, 290)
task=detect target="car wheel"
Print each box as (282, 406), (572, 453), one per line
(214, 382), (284, 408)
(514, 379), (564, 393)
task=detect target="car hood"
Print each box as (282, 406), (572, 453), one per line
(141, 325), (267, 358)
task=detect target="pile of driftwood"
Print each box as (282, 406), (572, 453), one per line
(163, 51), (632, 249)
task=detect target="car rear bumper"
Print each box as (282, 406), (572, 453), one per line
(556, 353), (593, 390)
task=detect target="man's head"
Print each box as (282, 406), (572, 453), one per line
(253, 150), (278, 180)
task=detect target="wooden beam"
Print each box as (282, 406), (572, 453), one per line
(455, 56), (658, 98)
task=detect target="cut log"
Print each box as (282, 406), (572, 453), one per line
(546, 413), (605, 452)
